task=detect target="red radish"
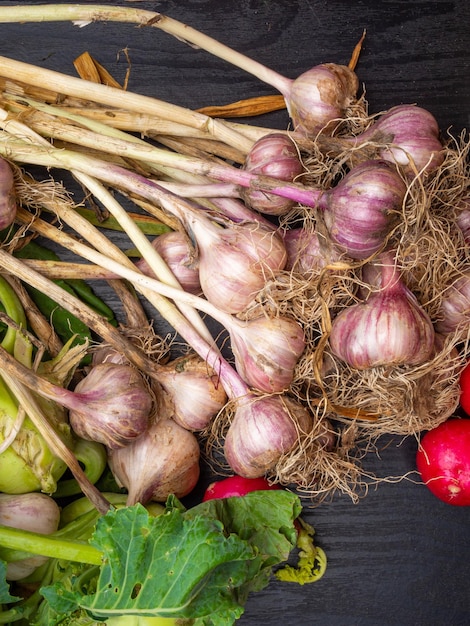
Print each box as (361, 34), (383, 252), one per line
(459, 360), (470, 417)
(416, 418), (470, 506)
(202, 475), (280, 501)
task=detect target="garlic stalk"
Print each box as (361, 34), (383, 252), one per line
(14, 214), (303, 393)
(0, 104), (214, 348)
(0, 20), (253, 153)
(0, 4), (359, 137)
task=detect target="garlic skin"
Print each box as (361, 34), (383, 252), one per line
(0, 158), (17, 231)
(108, 417), (200, 505)
(157, 354), (227, 431)
(288, 63), (359, 136)
(91, 345), (128, 366)
(0, 492), (60, 580)
(190, 218), (287, 314)
(69, 363), (153, 449)
(321, 160), (407, 260)
(138, 230), (202, 295)
(230, 315), (306, 393)
(329, 258), (435, 369)
(456, 205), (470, 245)
(224, 395), (312, 478)
(435, 271), (470, 337)
(241, 133), (304, 216)
(363, 105), (444, 176)
(283, 227), (342, 274)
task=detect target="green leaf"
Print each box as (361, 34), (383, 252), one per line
(0, 560), (20, 604)
(83, 504), (255, 621)
(39, 491), (300, 625)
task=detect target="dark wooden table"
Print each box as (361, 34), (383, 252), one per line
(0, 1), (469, 625)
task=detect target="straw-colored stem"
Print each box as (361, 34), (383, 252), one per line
(0, 248), (162, 379)
(0, 133), (320, 208)
(0, 4), (293, 97)
(19, 190), (217, 352)
(15, 212), (247, 398)
(20, 259), (113, 281)
(29, 104), (277, 143)
(0, 52), (252, 153)
(72, 173), (215, 346)
(6, 96), (270, 224)
(17, 211), (241, 347)
(0, 103), (214, 345)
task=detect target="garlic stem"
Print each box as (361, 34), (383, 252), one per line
(0, 249), (162, 379)
(1, 107), (213, 347)
(7, 95), (271, 225)
(3, 232), (247, 400)
(0, 120), (321, 207)
(0, 4), (292, 98)
(16, 213), (300, 391)
(0, 52), (252, 153)
(16, 209), (259, 342)
(28, 103), (274, 143)
(71, 173), (214, 346)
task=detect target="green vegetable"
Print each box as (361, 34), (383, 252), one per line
(0, 275), (27, 356)
(0, 490), (302, 625)
(74, 206), (171, 237)
(0, 278), (72, 494)
(275, 518), (327, 585)
(52, 439), (108, 499)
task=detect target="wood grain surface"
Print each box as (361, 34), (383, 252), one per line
(0, 1), (469, 625)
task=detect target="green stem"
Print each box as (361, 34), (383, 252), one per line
(53, 438), (108, 498)
(0, 524), (102, 565)
(0, 275), (27, 355)
(75, 206), (170, 236)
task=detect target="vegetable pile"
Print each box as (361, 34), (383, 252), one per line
(0, 2), (468, 623)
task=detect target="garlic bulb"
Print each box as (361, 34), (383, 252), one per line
(188, 217), (287, 314)
(0, 492), (60, 580)
(157, 354), (227, 431)
(224, 395), (312, 478)
(0, 157), (17, 231)
(139, 230), (202, 295)
(241, 133), (304, 216)
(69, 363), (153, 449)
(108, 417), (200, 505)
(288, 63), (359, 136)
(320, 160), (407, 260)
(230, 315), (305, 393)
(282, 227), (342, 274)
(329, 254), (435, 369)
